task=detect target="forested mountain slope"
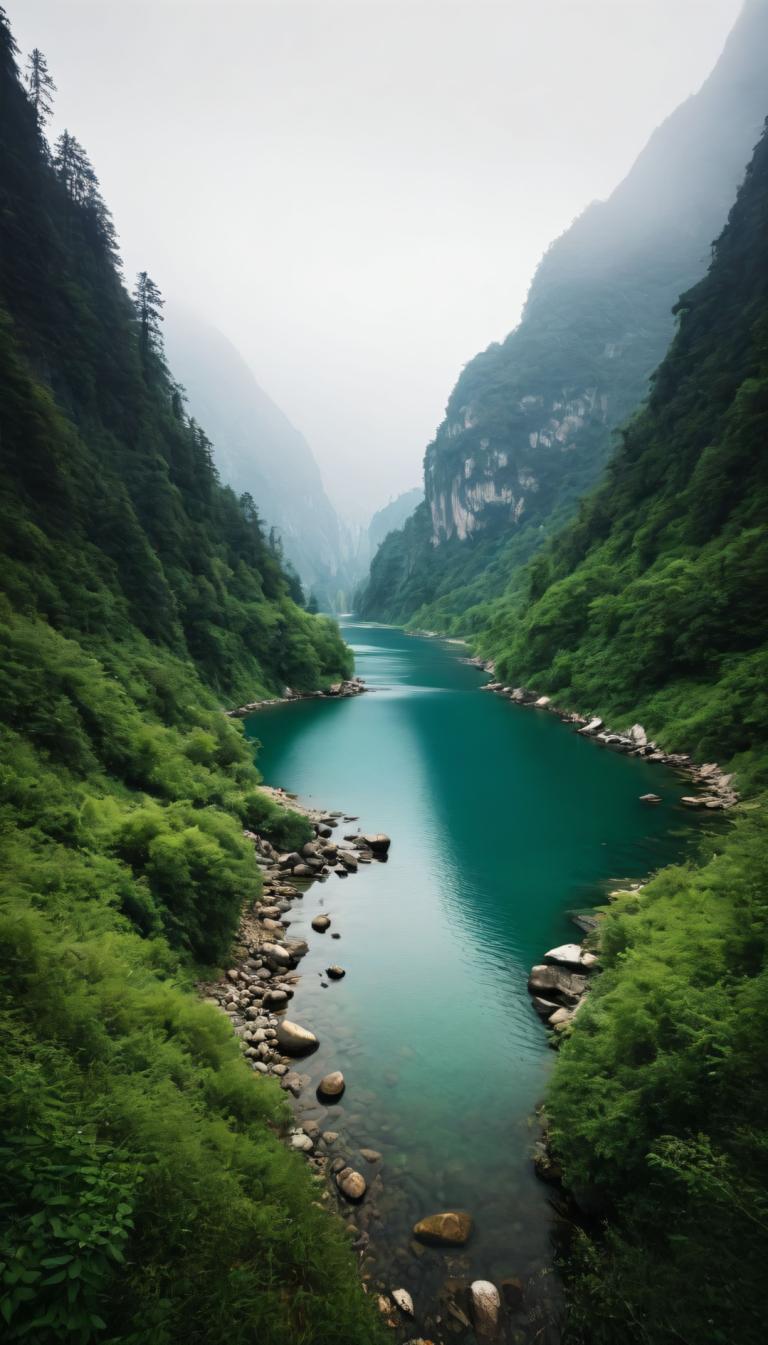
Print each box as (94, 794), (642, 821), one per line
(359, 0), (768, 628)
(164, 310), (355, 612)
(534, 120), (768, 1344)
(0, 12), (379, 1343)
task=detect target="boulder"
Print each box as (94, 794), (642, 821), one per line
(275, 1020), (318, 1055)
(278, 851), (303, 869)
(392, 1288), (414, 1317)
(336, 1166), (367, 1201)
(629, 723), (648, 746)
(362, 833), (391, 854)
(326, 965), (345, 979)
(412, 1211), (473, 1246)
(317, 1070), (345, 1099)
(289, 1131), (314, 1152)
(528, 964), (587, 1004)
(263, 989), (290, 1009)
(578, 717), (603, 736)
(639, 793), (661, 804)
(284, 938), (309, 960)
(549, 1006), (575, 1029)
(360, 1148), (382, 1163)
(470, 1281), (501, 1340)
(311, 914), (331, 932)
(531, 996), (561, 1020)
(261, 942), (294, 968)
(534, 695), (551, 708)
(544, 943), (589, 969)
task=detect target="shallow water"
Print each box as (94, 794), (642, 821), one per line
(245, 622), (702, 1337)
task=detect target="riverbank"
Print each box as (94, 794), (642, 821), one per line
(226, 676), (368, 718)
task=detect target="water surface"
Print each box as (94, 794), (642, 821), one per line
(246, 623), (700, 1334)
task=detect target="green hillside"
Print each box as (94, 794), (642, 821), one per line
(0, 12), (380, 1343)
(525, 119), (768, 1345)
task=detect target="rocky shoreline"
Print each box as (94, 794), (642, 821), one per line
(226, 675), (368, 718)
(476, 666), (740, 1192)
(479, 674), (737, 810)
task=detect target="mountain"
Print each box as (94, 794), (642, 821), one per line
(164, 310), (355, 611)
(0, 13), (379, 1344)
(359, 0), (768, 629)
(535, 114), (768, 1345)
(367, 487), (422, 555)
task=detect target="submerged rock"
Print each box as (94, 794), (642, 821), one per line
(640, 792), (661, 804)
(317, 1070), (345, 1099)
(336, 1166), (367, 1201)
(412, 1211), (473, 1246)
(392, 1288), (415, 1316)
(470, 1281), (501, 1339)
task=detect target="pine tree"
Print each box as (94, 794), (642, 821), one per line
(133, 271), (165, 365)
(25, 47), (56, 130)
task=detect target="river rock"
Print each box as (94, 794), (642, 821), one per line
(639, 792), (661, 804)
(278, 851), (303, 869)
(261, 941), (294, 968)
(276, 1020), (318, 1055)
(312, 914), (331, 932)
(681, 795), (708, 808)
(392, 1288), (414, 1316)
(528, 964), (587, 1004)
(471, 1281), (501, 1339)
(544, 943), (592, 969)
(285, 938), (309, 959)
(336, 1166), (367, 1201)
(317, 1070), (345, 1099)
(326, 965), (345, 979)
(413, 1211), (473, 1246)
(363, 833), (391, 854)
(578, 717), (603, 736)
(360, 1148), (381, 1163)
(289, 1131), (314, 1152)
(263, 989), (290, 1008)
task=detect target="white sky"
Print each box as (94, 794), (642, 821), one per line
(11, 0), (743, 521)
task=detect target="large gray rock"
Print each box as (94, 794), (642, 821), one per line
(276, 1020), (318, 1055)
(261, 942), (293, 968)
(363, 833), (391, 854)
(544, 943), (595, 970)
(528, 964), (587, 1004)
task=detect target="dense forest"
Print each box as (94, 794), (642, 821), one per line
(359, 0), (768, 630)
(525, 115), (768, 1344)
(0, 12), (383, 1343)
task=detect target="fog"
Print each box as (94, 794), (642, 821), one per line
(11, 0), (743, 521)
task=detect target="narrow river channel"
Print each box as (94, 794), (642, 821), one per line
(245, 622), (701, 1338)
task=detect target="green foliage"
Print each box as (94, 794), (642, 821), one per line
(552, 810), (768, 1345)
(0, 14), (376, 1343)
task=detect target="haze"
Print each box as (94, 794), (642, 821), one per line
(11, 0), (743, 521)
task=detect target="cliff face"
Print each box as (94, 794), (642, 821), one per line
(362, 0), (768, 625)
(426, 0), (768, 549)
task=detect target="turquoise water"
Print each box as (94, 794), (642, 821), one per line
(245, 623), (701, 1331)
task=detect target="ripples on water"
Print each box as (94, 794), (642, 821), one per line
(246, 623), (703, 1340)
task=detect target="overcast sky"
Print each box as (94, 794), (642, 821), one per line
(12, 0), (743, 522)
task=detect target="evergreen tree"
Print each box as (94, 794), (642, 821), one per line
(25, 47), (56, 130)
(132, 270), (165, 364)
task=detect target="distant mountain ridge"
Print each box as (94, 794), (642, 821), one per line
(360, 0), (768, 628)
(165, 310), (354, 611)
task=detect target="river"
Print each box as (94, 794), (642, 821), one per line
(245, 621), (701, 1339)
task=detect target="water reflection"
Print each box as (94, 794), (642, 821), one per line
(246, 623), (701, 1339)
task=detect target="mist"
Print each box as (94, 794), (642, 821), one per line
(11, 0), (743, 521)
